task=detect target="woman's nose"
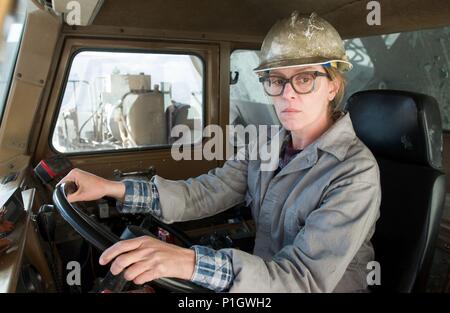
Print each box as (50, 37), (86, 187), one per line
(282, 82), (297, 99)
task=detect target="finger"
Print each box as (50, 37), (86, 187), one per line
(58, 169), (84, 189)
(99, 237), (146, 265)
(123, 259), (154, 281)
(133, 269), (159, 285)
(109, 248), (152, 275)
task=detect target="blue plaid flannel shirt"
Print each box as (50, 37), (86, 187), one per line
(116, 177), (234, 292)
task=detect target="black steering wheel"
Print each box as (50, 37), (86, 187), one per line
(52, 182), (212, 293)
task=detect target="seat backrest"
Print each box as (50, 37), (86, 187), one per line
(345, 90), (447, 292)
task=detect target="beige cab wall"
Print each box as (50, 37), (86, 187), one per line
(0, 4), (61, 177)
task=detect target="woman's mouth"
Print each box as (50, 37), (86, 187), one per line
(282, 108), (301, 113)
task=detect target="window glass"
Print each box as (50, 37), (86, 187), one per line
(229, 50), (279, 129)
(52, 51), (204, 153)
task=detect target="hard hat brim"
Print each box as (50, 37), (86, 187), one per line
(254, 58), (353, 73)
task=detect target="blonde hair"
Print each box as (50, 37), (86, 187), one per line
(324, 66), (347, 121)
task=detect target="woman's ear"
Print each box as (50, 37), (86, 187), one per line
(327, 79), (339, 102)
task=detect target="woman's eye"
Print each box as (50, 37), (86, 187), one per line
(296, 76), (311, 84)
(270, 79), (284, 86)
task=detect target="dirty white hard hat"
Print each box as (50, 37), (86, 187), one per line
(254, 11), (353, 73)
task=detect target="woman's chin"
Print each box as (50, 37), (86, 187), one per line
(280, 119), (304, 131)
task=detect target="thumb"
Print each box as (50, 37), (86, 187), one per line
(66, 188), (82, 203)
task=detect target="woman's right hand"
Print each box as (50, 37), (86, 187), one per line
(58, 168), (125, 203)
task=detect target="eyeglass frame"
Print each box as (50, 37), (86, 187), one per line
(258, 70), (331, 96)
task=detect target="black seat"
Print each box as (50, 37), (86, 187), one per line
(345, 90), (447, 292)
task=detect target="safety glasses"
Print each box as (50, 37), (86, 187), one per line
(259, 71), (331, 96)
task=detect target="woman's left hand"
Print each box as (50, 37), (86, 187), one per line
(99, 236), (196, 285)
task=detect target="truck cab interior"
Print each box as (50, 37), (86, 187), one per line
(0, 0), (449, 293)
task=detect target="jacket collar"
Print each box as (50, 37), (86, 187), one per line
(269, 112), (357, 174)
(257, 113), (357, 204)
(314, 112), (356, 162)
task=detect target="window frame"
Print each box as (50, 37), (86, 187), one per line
(48, 42), (212, 156)
(0, 4), (27, 126)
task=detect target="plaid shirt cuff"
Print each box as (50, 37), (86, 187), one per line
(116, 177), (161, 217)
(190, 245), (234, 292)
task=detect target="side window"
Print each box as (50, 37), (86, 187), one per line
(52, 51), (204, 153)
(229, 50), (279, 129)
(230, 26), (450, 131)
(229, 50), (280, 148)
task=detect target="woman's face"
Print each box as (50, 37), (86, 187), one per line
(268, 65), (338, 132)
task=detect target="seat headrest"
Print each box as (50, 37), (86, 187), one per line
(345, 90), (443, 169)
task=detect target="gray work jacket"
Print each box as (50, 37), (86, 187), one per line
(153, 113), (381, 292)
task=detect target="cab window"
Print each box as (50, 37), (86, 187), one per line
(51, 51), (204, 153)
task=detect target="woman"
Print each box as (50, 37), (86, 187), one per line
(60, 12), (381, 292)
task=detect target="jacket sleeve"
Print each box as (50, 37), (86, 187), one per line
(152, 145), (250, 224)
(220, 179), (381, 292)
